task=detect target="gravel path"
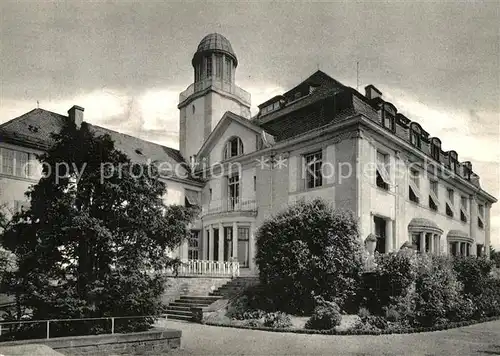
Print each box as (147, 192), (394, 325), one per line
(167, 319), (500, 356)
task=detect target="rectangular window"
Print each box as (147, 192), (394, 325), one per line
(478, 217), (484, 229)
(188, 230), (200, 260)
(215, 54), (223, 78)
(461, 210), (467, 223)
(410, 131), (421, 149)
(383, 112), (395, 131)
(253, 176), (256, 191)
(228, 174), (240, 209)
(460, 196), (468, 212)
(430, 180), (438, 195)
(223, 227), (233, 261)
(446, 203), (454, 217)
(447, 188), (454, 205)
(305, 151), (323, 189)
(476, 244), (484, 256)
(376, 151), (390, 190)
(1, 148), (15, 175)
(237, 227), (250, 267)
(429, 196), (438, 211)
(15, 151), (29, 177)
(478, 204), (484, 217)
(431, 144), (440, 161)
(209, 188), (213, 202)
(408, 169), (420, 203)
(373, 216), (387, 254)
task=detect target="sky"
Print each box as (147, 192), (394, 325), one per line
(0, 1), (499, 247)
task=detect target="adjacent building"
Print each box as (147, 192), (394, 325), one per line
(0, 33), (496, 277)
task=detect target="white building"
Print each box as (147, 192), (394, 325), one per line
(0, 33), (496, 277)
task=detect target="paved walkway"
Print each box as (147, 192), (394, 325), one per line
(167, 320), (500, 356)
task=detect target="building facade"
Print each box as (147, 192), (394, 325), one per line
(0, 33), (496, 277)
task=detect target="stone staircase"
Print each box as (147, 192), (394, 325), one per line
(165, 277), (259, 321)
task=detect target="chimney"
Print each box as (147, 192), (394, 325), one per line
(365, 85), (382, 100)
(68, 105), (84, 129)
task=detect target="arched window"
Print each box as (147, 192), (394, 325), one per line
(409, 123), (421, 149)
(431, 137), (441, 161)
(224, 137), (244, 159)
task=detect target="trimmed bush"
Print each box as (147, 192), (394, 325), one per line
(262, 312), (293, 329)
(255, 199), (363, 314)
(305, 297), (342, 330)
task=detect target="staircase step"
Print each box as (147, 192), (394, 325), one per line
(169, 302), (209, 308)
(179, 295), (221, 300)
(179, 296), (221, 303)
(166, 313), (193, 321)
(165, 309), (193, 317)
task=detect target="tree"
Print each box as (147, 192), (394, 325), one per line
(490, 246), (500, 268)
(255, 199), (364, 315)
(0, 121), (195, 337)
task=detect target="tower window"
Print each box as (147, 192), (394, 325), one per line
(206, 56), (213, 78)
(224, 137), (244, 159)
(225, 57), (232, 82)
(215, 54), (223, 79)
(192, 104), (196, 114)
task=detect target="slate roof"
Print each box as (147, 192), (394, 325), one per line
(0, 108), (199, 184)
(408, 218), (443, 232)
(0, 108), (67, 150)
(193, 33), (237, 66)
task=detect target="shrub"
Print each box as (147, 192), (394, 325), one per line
(255, 199), (364, 314)
(384, 306), (401, 322)
(453, 256), (493, 296)
(414, 255), (464, 327)
(244, 319), (262, 327)
(358, 307), (371, 319)
(262, 312), (293, 329)
(305, 297), (342, 330)
(226, 295), (266, 320)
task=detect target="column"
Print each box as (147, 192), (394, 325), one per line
(202, 228), (208, 260)
(420, 232), (426, 253)
(209, 225), (214, 261)
(232, 222), (238, 260)
(469, 195), (477, 252)
(218, 222), (224, 262)
(456, 241), (460, 256)
(435, 234), (441, 255)
(485, 203), (491, 258)
(248, 222), (256, 272)
(385, 219), (392, 253)
(181, 240), (189, 260)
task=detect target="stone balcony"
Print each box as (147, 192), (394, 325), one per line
(179, 78), (251, 106)
(201, 198), (257, 217)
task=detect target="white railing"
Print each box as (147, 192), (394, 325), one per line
(202, 198), (256, 216)
(179, 78), (251, 105)
(164, 259), (240, 278)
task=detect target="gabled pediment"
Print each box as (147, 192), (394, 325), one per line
(197, 111), (274, 161)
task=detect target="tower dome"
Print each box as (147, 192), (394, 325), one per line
(192, 33), (238, 67)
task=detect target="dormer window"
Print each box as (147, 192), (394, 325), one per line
(224, 137), (244, 159)
(410, 123), (421, 149)
(448, 151), (458, 173)
(431, 138), (441, 161)
(381, 103), (396, 132)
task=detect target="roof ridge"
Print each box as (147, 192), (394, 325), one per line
(0, 108), (67, 130)
(89, 124), (180, 153)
